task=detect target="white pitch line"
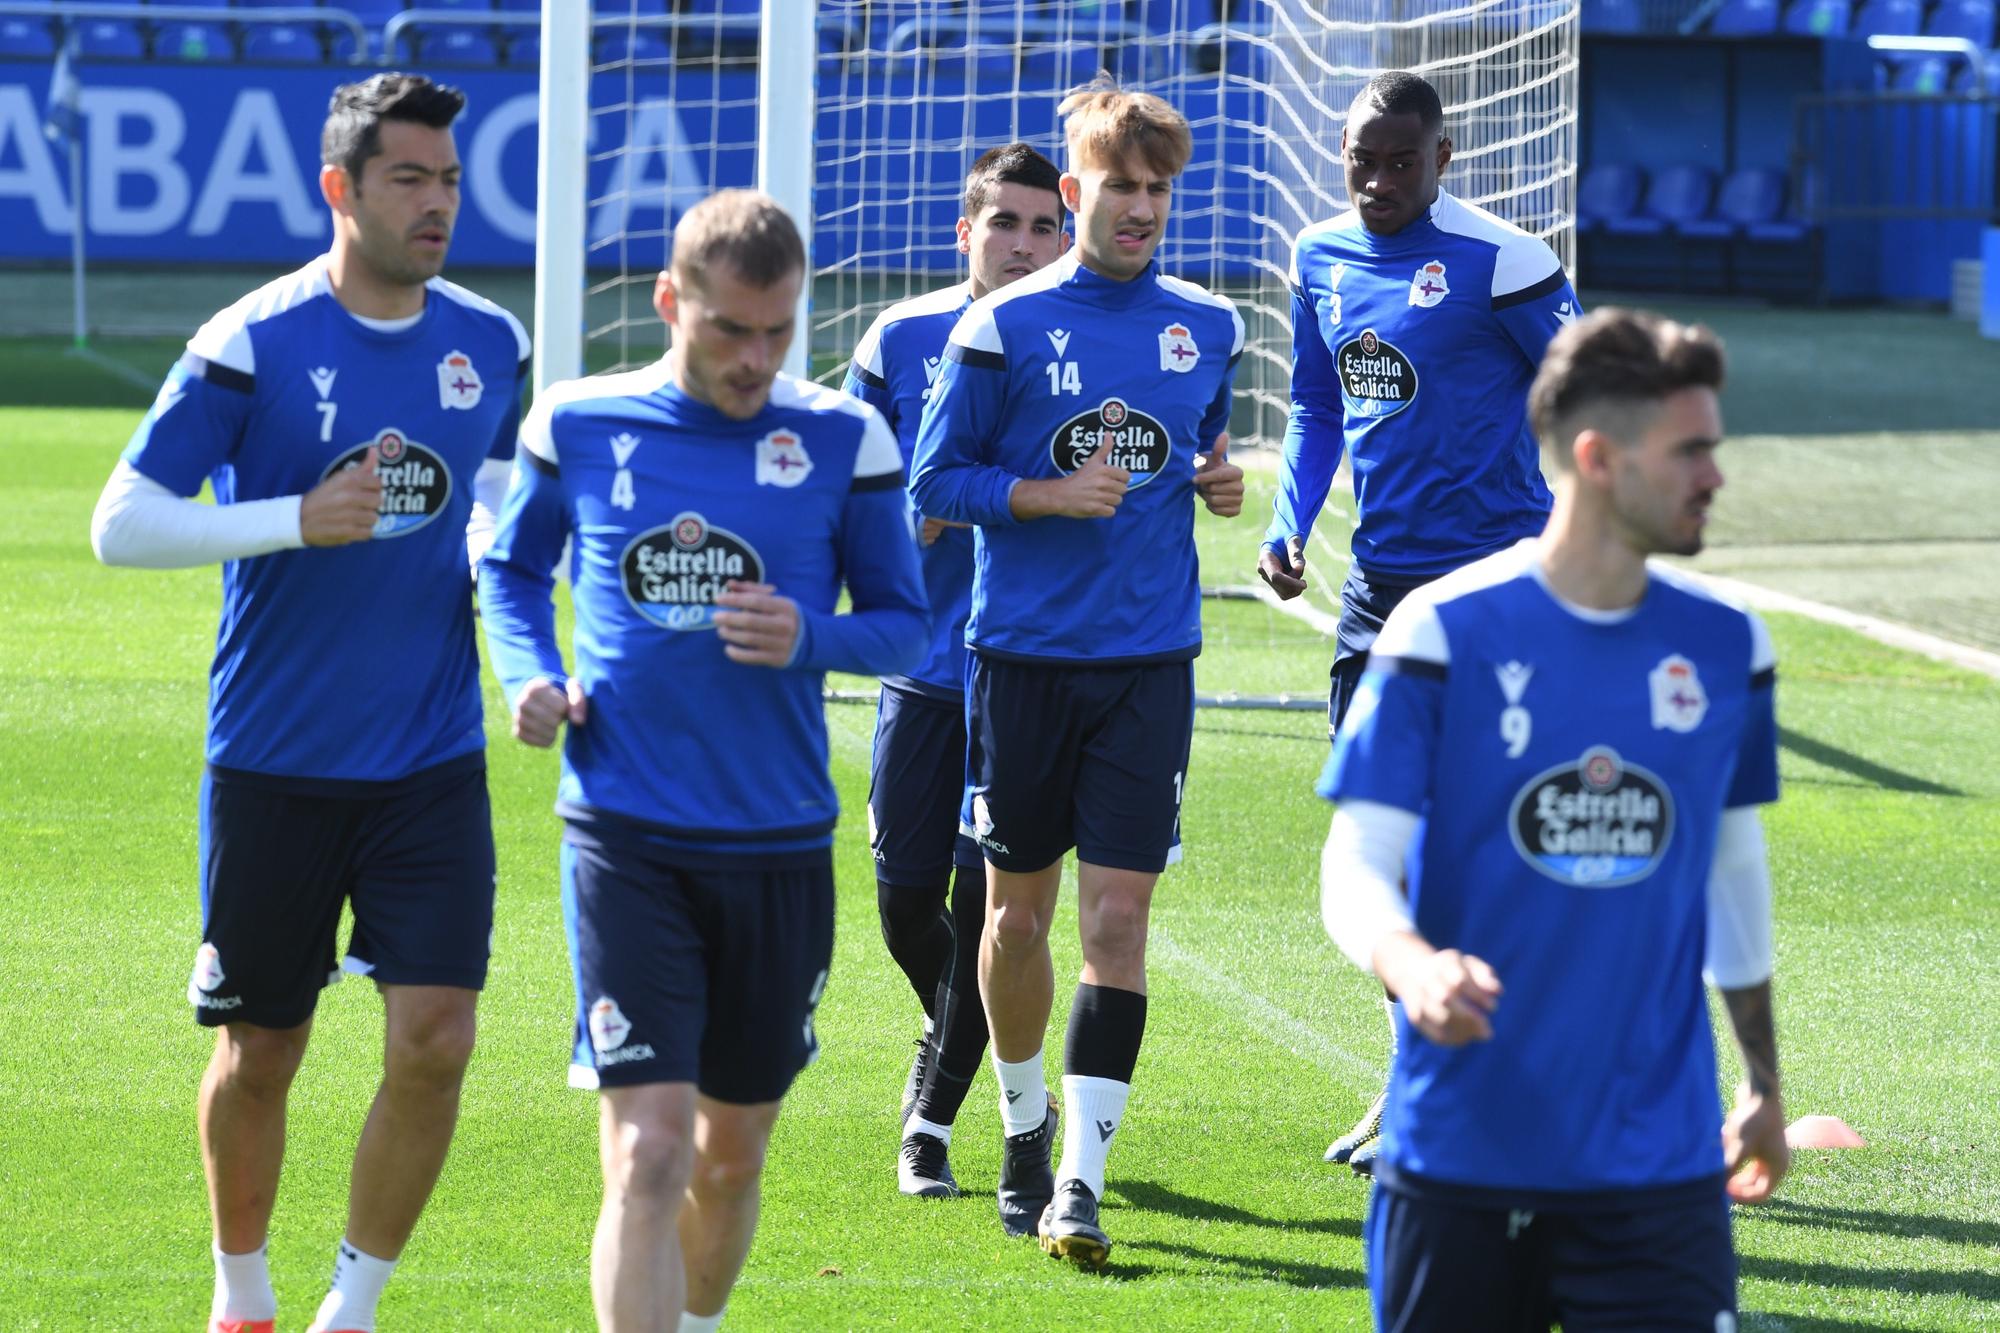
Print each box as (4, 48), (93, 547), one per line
(67, 343), (161, 393)
(1150, 928), (1381, 1093)
(1681, 569), (2000, 681)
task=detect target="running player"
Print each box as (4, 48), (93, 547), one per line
(1259, 70), (1581, 1171)
(1320, 307), (1788, 1326)
(909, 80), (1247, 1267)
(478, 190), (927, 1331)
(843, 142), (1068, 1199)
(90, 74), (528, 1333)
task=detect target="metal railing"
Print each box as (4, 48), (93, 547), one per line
(5, 3), (371, 61)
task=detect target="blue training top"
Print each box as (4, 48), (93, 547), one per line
(1320, 543), (1780, 1203)
(123, 256), (528, 784)
(1269, 189), (1579, 580)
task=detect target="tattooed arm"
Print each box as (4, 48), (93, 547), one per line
(1719, 980), (1788, 1202)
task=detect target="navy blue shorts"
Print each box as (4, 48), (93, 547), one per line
(561, 826), (834, 1104)
(1330, 566), (1431, 738)
(1365, 1178), (1737, 1332)
(190, 754), (495, 1029)
(868, 684), (982, 887)
(963, 655), (1194, 875)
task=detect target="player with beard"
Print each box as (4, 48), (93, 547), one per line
(843, 143), (1069, 1200)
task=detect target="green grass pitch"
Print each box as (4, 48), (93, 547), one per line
(1, 342), (1996, 1329)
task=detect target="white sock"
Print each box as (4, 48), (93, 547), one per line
(993, 1049), (1047, 1137)
(1384, 994), (1400, 1058)
(310, 1239), (397, 1333)
(680, 1309), (725, 1332)
(904, 1114), (952, 1145)
(211, 1242), (277, 1322)
(1057, 1074), (1132, 1201)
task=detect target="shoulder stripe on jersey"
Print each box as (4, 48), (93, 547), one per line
(947, 343), (1005, 371)
(516, 356), (530, 383)
(525, 449), (559, 478)
(851, 470), (901, 493)
(851, 364), (888, 389)
(1751, 666), (1775, 691)
(188, 354), (254, 395)
(1492, 269), (1567, 312)
(1371, 655), (1447, 682)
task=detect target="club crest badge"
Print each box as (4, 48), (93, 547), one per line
(1158, 323), (1200, 373)
(588, 997), (633, 1052)
(1408, 260), (1450, 308)
(190, 942), (225, 994)
(755, 428), (813, 487)
(1649, 654), (1708, 732)
(437, 351), (483, 409)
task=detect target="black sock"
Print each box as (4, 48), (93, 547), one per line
(877, 878), (951, 1019)
(1064, 982), (1148, 1083)
(915, 862), (990, 1125)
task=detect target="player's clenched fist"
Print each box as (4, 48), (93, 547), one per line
(300, 443), (384, 546)
(714, 580), (802, 667)
(1258, 534), (1309, 600)
(1374, 935), (1503, 1046)
(1193, 433), (1244, 517)
(513, 674), (587, 747)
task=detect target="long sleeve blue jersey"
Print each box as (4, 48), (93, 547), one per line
(908, 253), (1242, 665)
(842, 282), (974, 701)
(1322, 545), (1779, 1200)
(478, 365), (929, 853)
(1269, 190), (1579, 580)
(121, 256), (529, 784)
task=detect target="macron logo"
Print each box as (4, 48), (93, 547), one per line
(309, 367), (337, 399)
(1047, 329), (1072, 357)
(611, 433), (640, 467)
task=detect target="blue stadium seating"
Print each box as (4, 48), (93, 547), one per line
(70, 18), (147, 58)
(1709, 0), (1782, 34)
(241, 22), (324, 63)
(1022, 43), (1109, 89)
(1852, 0), (1923, 35)
(1577, 163), (1644, 233)
(1603, 164), (1716, 235)
(595, 25), (671, 63)
(414, 25), (503, 64)
(1925, 0), (1995, 44)
(1745, 166), (1816, 242)
(1678, 167), (1786, 237)
(1581, 0), (1644, 32)
(0, 15), (56, 58)
(156, 20), (234, 60)
(503, 27), (539, 66)
(1782, 0), (1852, 34)
(1887, 53), (1950, 91)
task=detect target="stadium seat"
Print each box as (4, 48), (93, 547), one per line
(402, 24), (503, 64)
(70, 18), (147, 58)
(0, 16), (56, 58)
(1603, 164), (1716, 236)
(1709, 0), (1781, 33)
(241, 22), (325, 63)
(156, 20), (233, 60)
(1580, 0), (1644, 32)
(1925, 0), (1995, 44)
(595, 25), (671, 63)
(502, 27), (539, 66)
(1887, 53), (1950, 91)
(1021, 42), (1108, 90)
(1140, 0), (1217, 29)
(1781, 0), (1852, 33)
(1678, 167), (1786, 237)
(1576, 163), (1644, 233)
(1852, 0), (1922, 34)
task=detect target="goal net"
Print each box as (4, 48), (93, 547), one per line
(549, 0), (1579, 708)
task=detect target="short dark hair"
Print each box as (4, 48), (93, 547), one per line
(1354, 70), (1444, 135)
(322, 73), (465, 183)
(1530, 307), (1727, 465)
(670, 189), (807, 291)
(961, 142), (1064, 221)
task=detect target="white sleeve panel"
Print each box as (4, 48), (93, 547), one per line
(1320, 801), (1420, 973)
(854, 406), (903, 479)
(852, 309), (892, 378)
(1371, 597), (1450, 665)
(519, 396), (558, 465)
(464, 456), (514, 570)
(1489, 232), (1564, 301)
(1748, 609), (1776, 674)
(185, 311), (256, 376)
(950, 300), (1005, 354)
(1226, 300), (1246, 357)
(91, 461), (303, 568)
(1704, 806), (1774, 989)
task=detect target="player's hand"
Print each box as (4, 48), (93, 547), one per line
(300, 444), (383, 546)
(919, 516), (969, 547)
(1258, 535), (1309, 600)
(1722, 1081), (1790, 1203)
(1374, 934), (1502, 1046)
(513, 675), (586, 748)
(1193, 433), (1244, 517)
(1055, 437), (1132, 518)
(714, 580), (801, 667)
